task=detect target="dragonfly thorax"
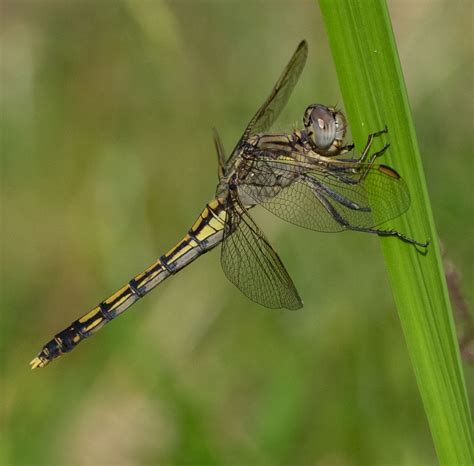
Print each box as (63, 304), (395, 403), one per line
(303, 104), (347, 155)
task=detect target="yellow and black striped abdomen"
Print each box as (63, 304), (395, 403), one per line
(30, 198), (227, 368)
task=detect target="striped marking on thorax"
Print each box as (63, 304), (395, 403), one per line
(254, 134), (294, 153)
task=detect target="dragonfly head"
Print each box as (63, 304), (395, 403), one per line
(303, 104), (347, 154)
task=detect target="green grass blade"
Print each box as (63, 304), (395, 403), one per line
(318, 1), (473, 464)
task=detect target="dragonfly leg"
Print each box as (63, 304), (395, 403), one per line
(357, 125), (389, 163)
(348, 225), (429, 248)
(308, 186), (429, 249)
(369, 142), (390, 161)
(340, 143), (355, 155)
(357, 142), (391, 183)
(351, 125), (390, 183)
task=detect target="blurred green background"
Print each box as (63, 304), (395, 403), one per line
(1, 1), (472, 465)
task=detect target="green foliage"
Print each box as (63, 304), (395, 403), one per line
(319, 1), (473, 464)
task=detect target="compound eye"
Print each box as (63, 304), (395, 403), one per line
(306, 105), (337, 150)
(334, 111), (347, 141)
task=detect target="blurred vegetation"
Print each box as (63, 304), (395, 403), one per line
(1, 1), (472, 465)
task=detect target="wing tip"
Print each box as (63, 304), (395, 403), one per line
(298, 40), (309, 54)
(288, 297), (304, 311)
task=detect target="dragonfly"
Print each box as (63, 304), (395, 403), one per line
(30, 40), (428, 369)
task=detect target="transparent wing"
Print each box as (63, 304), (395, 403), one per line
(221, 193), (302, 310)
(231, 41), (308, 156)
(243, 40), (308, 139)
(237, 158), (411, 233)
(213, 127), (226, 178)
